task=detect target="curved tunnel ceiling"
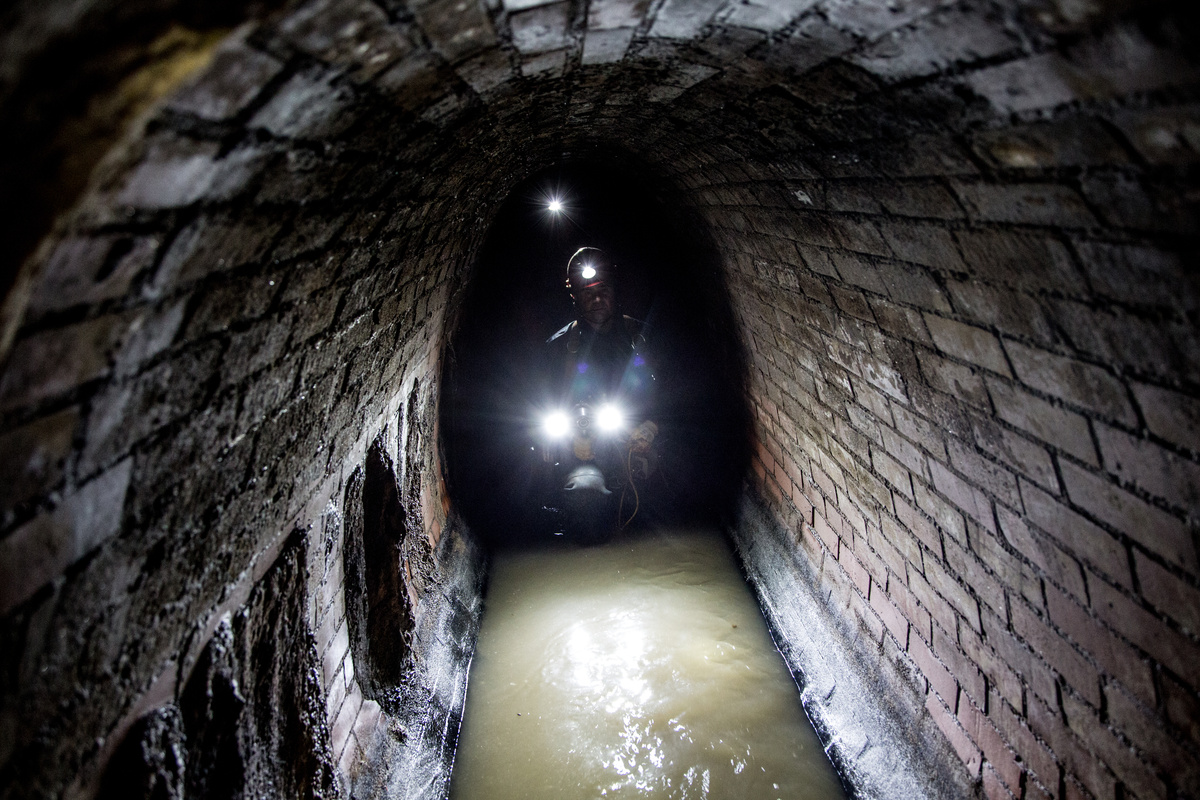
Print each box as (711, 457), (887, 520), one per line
(1, 0), (1198, 798)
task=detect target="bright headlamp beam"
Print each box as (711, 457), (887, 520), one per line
(543, 410), (571, 439)
(581, 265), (597, 280)
(596, 403), (624, 434)
(548, 199), (563, 213)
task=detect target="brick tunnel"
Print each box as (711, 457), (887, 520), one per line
(1, 1), (1198, 799)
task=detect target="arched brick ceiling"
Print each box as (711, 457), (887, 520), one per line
(1, 1), (1197, 799)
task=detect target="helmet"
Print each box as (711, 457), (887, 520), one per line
(565, 247), (616, 292)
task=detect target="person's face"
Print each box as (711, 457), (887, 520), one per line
(575, 282), (615, 329)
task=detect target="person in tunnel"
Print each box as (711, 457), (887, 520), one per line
(535, 247), (664, 542)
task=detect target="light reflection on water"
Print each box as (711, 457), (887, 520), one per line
(450, 529), (847, 800)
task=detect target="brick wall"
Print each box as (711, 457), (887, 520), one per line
(0, 15), (495, 797)
(679, 25), (1200, 800)
(1, 0), (1197, 798)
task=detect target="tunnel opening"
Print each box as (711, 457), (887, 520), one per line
(441, 158), (752, 550)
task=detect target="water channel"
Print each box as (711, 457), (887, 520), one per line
(450, 529), (847, 800)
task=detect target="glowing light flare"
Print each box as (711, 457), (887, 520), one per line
(543, 410), (571, 439)
(581, 265), (597, 280)
(548, 198), (564, 213)
(596, 403), (624, 434)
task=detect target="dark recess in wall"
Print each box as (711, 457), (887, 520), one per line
(96, 530), (336, 800)
(342, 439), (415, 705)
(441, 159), (751, 548)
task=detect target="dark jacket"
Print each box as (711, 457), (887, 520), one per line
(545, 315), (656, 422)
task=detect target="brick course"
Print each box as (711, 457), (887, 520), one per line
(1, 0), (1198, 798)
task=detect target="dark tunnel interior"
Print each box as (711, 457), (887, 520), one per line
(442, 161), (751, 548)
(2, 0), (1199, 798)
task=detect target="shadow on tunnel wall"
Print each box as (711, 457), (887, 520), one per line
(0, 0), (287, 307)
(441, 160), (751, 548)
(95, 530), (337, 800)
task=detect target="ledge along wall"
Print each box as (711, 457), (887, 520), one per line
(1, 1), (1198, 800)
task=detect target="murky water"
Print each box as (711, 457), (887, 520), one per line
(450, 529), (847, 800)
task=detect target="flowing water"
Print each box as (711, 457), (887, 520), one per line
(450, 529), (847, 800)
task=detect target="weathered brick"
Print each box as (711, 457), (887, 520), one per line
(931, 458), (995, 532)
(1073, 240), (1193, 309)
(829, 284), (876, 322)
(1089, 576), (1200, 690)
(990, 690), (1060, 788)
(914, 478), (968, 544)
(1134, 551), (1200, 637)
(1005, 341), (1135, 425)
(870, 581), (910, 645)
(840, 546), (872, 595)
(915, 349), (990, 409)
(0, 407), (80, 518)
(1080, 171), (1197, 234)
(925, 551), (983, 631)
(1045, 582), (1155, 704)
(973, 117), (1130, 169)
(80, 342), (224, 475)
(1060, 461), (1195, 573)
(169, 39), (285, 120)
(849, 3), (1016, 83)
(1110, 105), (1200, 166)
(1027, 693), (1121, 800)
(981, 608), (1058, 708)
(924, 314), (1011, 376)
(0, 315), (131, 412)
(30, 235), (158, 313)
(0, 459), (132, 614)
(956, 230), (1084, 293)
(996, 506), (1085, 600)
(944, 535), (1005, 617)
(909, 564), (966, 638)
(1161, 669), (1200, 746)
(1020, 477), (1130, 587)
(952, 181), (1097, 228)
(952, 437), (1020, 503)
(278, 0), (413, 80)
(876, 134), (979, 178)
(972, 514), (1049, 606)
(1060, 690), (1168, 800)
(910, 628), (958, 703)
(250, 69), (359, 139)
(932, 620), (987, 708)
(965, 53), (1083, 114)
(1103, 681), (1200, 792)
(872, 445), (914, 499)
(972, 417), (1057, 493)
(988, 379), (1097, 465)
(926, 692), (983, 778)
(510, 4), (571, 54)
(184, 270), (284, 338)
(878, 222), (967, 272)
(959, 695), (1023, 795)
(1131, 382), (1200, 454)
(944, 278), (1054, 345)
(1096, 422), (1200, 516)
(115, 136), (225, 209)
(894, 492), (944, 556)
(880, 422), (931, 476)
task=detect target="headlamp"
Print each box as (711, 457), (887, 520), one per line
(596, 403), (624, 434)
(543, 410), (571, 440)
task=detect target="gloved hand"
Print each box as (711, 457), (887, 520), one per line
(629, 420), (659, 454)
